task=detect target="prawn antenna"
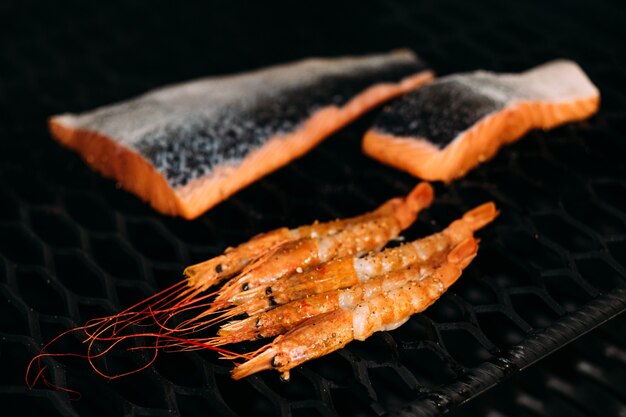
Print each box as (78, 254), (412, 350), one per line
(25, 279), (242, 392)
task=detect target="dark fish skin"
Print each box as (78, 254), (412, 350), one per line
(53, 50), (428, 188)
(49, 50), (433, 218)
(364, 60), (600, 182)
(373, 79), (503, 148)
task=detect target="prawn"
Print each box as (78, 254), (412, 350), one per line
(25, 183), (434, 389)
(96, 183), (434, 340)
(184, 188), (412, 292)
(230, 237), (479, 380)
(228, 202), (496, 317)
(214, 243), (459, 345)
(210, 182), (434, 307)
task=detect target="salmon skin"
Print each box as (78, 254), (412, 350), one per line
(363, 60), (600, 182)
(49, 50), (433, 219)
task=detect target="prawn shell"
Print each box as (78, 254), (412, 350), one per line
(237, 201), (495, 316)
(231, 236), (479, 380)
(219, 183), (434, 303)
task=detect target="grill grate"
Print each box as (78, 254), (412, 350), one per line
(450, 312), (626, 417)
(1, 1), (626, 416)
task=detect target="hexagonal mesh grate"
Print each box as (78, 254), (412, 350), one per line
(449, 313), (626, 417)
(1, 1), (625, 416)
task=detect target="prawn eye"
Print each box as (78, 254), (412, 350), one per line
(215, 264), (223, 274)
(242, 283), (249, 291)
(265, 287), (272, 295)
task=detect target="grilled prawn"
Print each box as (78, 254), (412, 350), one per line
(211, 182), (434, 306)
(215, 245), (455, 345)
(231, 237), (479, 380)
(26, 183), (435, 389)
(186, 182), (432, 295)
(228, 202), (496, 316)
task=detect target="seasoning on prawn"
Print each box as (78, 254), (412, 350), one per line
(25, 182), (433, 388)
(214, 247), (452, 345)
(170, 182), (434, 333)
(230, 237), (479, 380)
(226, 202), (496, 317)
(184, 187), (420, 292)
(210, 182), (434, 307)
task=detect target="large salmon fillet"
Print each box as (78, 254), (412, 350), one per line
(50, 50), (433, 219)
(362, 60), (599, 182)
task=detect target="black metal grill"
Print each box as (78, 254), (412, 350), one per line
(1, 1), (625, 416)
(449, 313), (626, 417)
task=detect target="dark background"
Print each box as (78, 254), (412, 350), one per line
(1, 1), (625, 416)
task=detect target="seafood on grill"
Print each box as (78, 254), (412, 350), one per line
(26, 183), (437, 386)
(142, 200), (493, 380)
(221, 202), (496, 319)
(26, 177), (497, 384)
(363, 60), (600, 181)
(155, 181), (435, 334)
(214, 238), (467, 346)
(211, 181), (434, 307)
(204, 203), (496, 379)
(184, 181), (432, 293)
(230, 236), (479, 380)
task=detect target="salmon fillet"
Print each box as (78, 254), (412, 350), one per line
(362, 60), (600, 182)
(49, 50), (433, 219)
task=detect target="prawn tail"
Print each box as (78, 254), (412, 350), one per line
(395, 182), (434, 229)
(407, 182), (435, 212)
(447, 237), (479, 267)
(463, 202), (499, 231)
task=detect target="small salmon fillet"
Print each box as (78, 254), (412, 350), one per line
(362, 60), (600, 182)
(49, 50), (433, 219)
